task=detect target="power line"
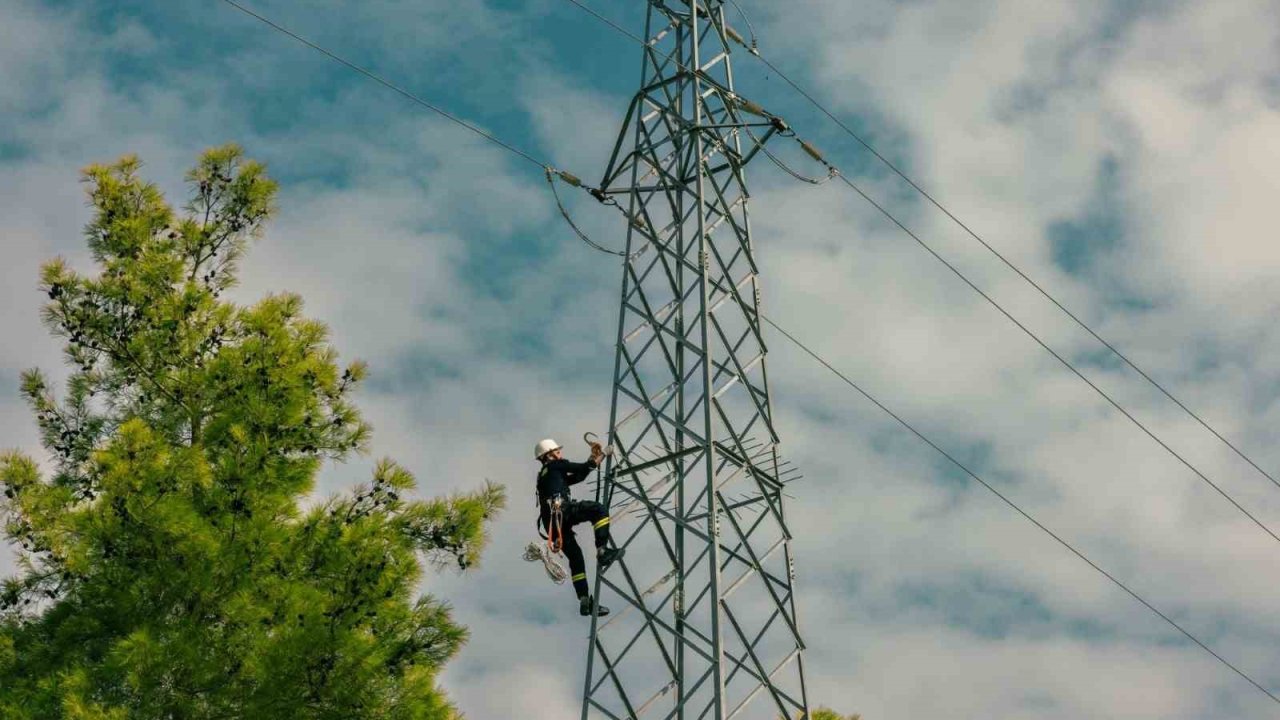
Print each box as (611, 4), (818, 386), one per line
(554, 0), (1280, 551)
(215, 0), (1280, 707)
(560, 157), (1280, 704)
(219, 0), (549, 170)
(828, 171), (1280, 545)
(762, 316), (1280, 708)
(221, 0), (622, 261)
(746, 21), (1280, 496)
(561, 0), (647, 49)
(545, 2), (1280, 700)
(544, 170), (628, 257)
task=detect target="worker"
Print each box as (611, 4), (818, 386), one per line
(535, 437), (624, 617)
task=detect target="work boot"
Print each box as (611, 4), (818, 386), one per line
(579, 595), (610, 617)
(597, 546), (625, 572)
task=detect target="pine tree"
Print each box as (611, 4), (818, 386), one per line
(783, 709), (862, 720)
(0, 145), (506, 719)
(810, 708), (861, 720)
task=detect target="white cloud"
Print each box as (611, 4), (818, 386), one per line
(5, 0), (1280, 717)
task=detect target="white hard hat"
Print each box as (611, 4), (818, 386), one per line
(534, 438), (562, 460)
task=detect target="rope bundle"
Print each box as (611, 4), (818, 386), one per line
(522, 541), (569, 585)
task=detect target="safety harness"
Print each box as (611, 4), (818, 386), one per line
(545, 496), (566, 555)
(523, 433), (613, 586)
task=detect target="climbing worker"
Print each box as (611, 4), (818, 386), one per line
(535, 437), (624, 617)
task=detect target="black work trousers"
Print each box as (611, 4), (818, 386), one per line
(547, 499), (612, 598)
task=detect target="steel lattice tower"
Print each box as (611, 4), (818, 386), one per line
(584, 2), (810, 718)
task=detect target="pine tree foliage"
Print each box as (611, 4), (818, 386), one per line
(783, 709), (861, 720)
(810, 708), (861, 720)
(0, 146), (507, 719)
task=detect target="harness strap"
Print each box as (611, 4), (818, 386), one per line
(546, 498), (565, 555)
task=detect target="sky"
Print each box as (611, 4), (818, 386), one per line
(3, 0), (1280, 717)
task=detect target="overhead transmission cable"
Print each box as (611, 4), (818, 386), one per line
(544, 1), (1280, 702)
(829, 164), (1280, 545)
(216, 0), (1279, 706)
(736, 8), (1280, 495)
(220, 0), (627, 256)
(555, 0), (1280, 548)
(544, 168), (628, 257)
(220, 0), (548, 169)
(763, 317), (1280, 707)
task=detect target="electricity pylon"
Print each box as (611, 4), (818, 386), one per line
(584, 1), (810, 718)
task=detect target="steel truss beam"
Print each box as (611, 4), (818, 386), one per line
(583, 2), (811, 718)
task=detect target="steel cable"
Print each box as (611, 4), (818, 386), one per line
(545, 169), (628, 257)
(218, 0), (1280, 705)
(762, 315), (1280, 707)
(555, 0), (1280, 548)
(220, 0), (549, 170)
(748, 26), (1280, 495)
(826, 171), (1280, 546)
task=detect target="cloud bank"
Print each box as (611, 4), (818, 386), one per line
(3, 0), (1279, 717)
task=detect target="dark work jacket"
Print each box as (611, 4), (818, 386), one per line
(536, 457), (598, 514)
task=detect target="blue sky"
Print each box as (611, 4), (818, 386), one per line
(4, 0), (1280, 717)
